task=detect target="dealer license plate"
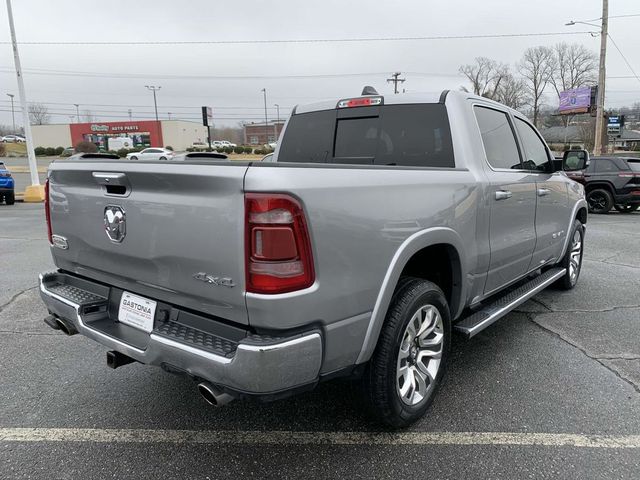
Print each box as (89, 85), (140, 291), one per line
(118, 291), (157, 333)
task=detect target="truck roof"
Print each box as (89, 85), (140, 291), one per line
(293, 89), (517, 116)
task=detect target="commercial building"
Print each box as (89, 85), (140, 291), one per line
(32, 120), (209, 151)
(243, 120), (285, 145)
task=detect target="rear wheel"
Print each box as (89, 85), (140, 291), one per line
(587, 189), (613, 214)
(130, 156), (138, 161)
(614, 203), (639, 213)
(362, 278), (451, 428)
(5, 192), (15, 205)
(159, 156), (167, 161)
(555, 219), (584, 290)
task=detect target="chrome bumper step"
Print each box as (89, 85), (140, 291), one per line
(454, 267), (565, 338)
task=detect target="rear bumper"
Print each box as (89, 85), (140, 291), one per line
(613, 191), (640, 204)
(39, 271), (322, 395)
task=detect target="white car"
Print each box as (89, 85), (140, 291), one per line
(126, 148), (175, 161)
(217, 140), (237, 148)
(1, 134), (25, 143)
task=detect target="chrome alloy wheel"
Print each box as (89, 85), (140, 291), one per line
(396, 304), (444, 406)
(568, 229), (582, 285)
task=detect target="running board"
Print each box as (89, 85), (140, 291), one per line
(454, 267), (565, 338)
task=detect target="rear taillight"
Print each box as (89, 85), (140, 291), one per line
(44, 178), (53, 244)
(245, 193), (314, 294)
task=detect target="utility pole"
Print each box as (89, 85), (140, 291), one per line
(386, 72), (405, 94)
(145, 85), (161, 146)
(261, 88), (268, 144)
(6, 0), (41, 199)
(593, 0), (608, 156)
(73, 103), (80, 123)
(6, 93), (15, 132)
(127, 108), (132, 121)
(274, 103), (280, 140)
(167, 112), (172, 120)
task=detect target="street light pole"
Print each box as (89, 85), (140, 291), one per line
(5, 0), (41, 197)
(73, 103), (80, 123)
(145, 85), (161, 146)
(273, 103), (280, 140)
(261, 88), (268, 144)
(594, 0), (608, 156)
(6, 93), (15, 132)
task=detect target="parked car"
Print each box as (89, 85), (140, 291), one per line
(217, 140), (237, 148)
(191, 142), (209, 151)
(39, 89), (587, 427)
(565, 155), (640, 213)
(261, 153), (275, 162)
(60, 147), (75, 157)
(1, 134), (25, 143)
(0, 162), (15, 205)
(126, 148), (175, 161)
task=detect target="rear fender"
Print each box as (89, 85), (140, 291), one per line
(355, 227), (467, 364)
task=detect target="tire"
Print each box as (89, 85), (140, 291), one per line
(586, 188), (613, 214)
(130, 156), (138, 161)
(362, 278), (451, 428)
(614, 203), (639, 213)
(554, 219), (584, 290)
(159, 156), (167, 161)
(5, 192), (15, 205)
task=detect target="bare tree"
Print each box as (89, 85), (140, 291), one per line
(519, 46), (556, 127)
(495, 73), (528, 110)
(82, 110), (95, 122)
(577, 117), (596, 151)
(550, 43), (598, 97)
(459, 57), (510, 100)
(28, 102), (50, 125)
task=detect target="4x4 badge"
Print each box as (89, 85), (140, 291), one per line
(193, 272), (235, 288)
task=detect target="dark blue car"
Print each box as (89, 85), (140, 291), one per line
(0, 162), (15, 205)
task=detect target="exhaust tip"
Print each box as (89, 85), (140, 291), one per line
(197, 383), (219, 406)
(55, 318), (76, 336)
(197, 382), (234, 408)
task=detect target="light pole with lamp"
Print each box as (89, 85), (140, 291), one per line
(261, 88), (268, 145)
(73, 103), (80, 123)
(273, 103), (280, 141)
(566, 0), (608, 155)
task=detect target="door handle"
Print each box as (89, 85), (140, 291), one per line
(537, 188), (551, 197)
(495, 190), (512, 201)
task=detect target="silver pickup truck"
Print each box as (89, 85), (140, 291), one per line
(39, 89), (587, 427)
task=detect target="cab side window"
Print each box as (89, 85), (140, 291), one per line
(474, 106), (522, 170)
(514, 118), (551, 172)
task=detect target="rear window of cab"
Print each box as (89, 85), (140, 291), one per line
(277, 104), (455, 168)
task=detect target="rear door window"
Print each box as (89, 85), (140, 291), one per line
(595, 159), (619, 173)
(473, 106), (522, 170)
(278, 104), (454, 168)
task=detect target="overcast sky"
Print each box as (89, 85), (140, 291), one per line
(1, 0), (639, 128)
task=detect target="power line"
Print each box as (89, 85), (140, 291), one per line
(0, 67), (460, 80)
(606, 34), (640, 86)
(0, 31), (594, 46)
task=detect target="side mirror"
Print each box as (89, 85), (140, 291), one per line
(562, 149), (590, 171)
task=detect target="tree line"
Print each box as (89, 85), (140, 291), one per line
(459, 42), (598, 127)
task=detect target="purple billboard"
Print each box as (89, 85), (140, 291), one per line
(559, 87), (594, 114)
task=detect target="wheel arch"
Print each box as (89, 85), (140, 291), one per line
(585, 181), (615, 195)
(355, 227), (467, 364)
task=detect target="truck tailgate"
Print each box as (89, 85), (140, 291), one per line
(48, 160), (249, 325)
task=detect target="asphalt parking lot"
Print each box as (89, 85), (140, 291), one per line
(1, 203), (639, 479)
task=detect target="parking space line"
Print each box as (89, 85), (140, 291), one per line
(1, 428), (640, 449)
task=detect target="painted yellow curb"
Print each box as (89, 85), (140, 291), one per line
(23, 184), (45, 203)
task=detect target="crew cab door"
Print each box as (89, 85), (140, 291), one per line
(473, 105), (537, 295)
(513, 116), (571, 269)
